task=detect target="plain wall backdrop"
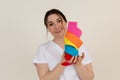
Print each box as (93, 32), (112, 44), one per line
(0, 0), (120, 80)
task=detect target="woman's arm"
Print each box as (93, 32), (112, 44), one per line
(73, 53), (94, 80)
(74, 63), (94, 80)
(35, 63), (65, 80)
(35, 54), (73, 80)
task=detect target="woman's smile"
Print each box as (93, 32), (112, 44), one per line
(55, 28), (63, 33)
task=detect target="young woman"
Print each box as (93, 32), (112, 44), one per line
(33, 9), (94, 80)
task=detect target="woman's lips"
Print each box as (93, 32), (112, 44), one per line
(55, 29), (63, 33)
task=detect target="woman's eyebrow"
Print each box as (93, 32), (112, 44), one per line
(57, 17), (62, 20)
(47, 21), (53, 24)
(47, 17), (62, 24)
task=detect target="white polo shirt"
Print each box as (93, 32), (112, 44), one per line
(33, 40), (92, 80)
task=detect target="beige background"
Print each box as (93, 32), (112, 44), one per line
(0, 0), (120, 80)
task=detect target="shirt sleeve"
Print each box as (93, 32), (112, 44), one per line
(33, 46), (47, 64)
(78, 45), (92, 65)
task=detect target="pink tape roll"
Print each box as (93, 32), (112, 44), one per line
(68, 22), (82, 37)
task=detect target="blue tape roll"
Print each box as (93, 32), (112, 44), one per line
(64, 45), (78, 56)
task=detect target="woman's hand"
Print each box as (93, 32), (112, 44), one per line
(73, 52), (85, 66)
(60, 53), (75, 64)
(60, 53), (85, 66)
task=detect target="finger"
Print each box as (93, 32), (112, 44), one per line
(81, 52), (85, 59)
(77, 56), (79, 60)
(77, 56), (83, 62)
(61, 53), (66, 62)
(69, 56), (74, 63)
(73, 56), (77, 64)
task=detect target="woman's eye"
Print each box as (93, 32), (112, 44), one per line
(48, 23), (53, 26)
(58, 19), (62, 23)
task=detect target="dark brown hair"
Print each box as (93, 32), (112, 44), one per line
(44, 9), (67, 28)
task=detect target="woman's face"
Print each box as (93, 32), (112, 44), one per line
(47, 14), (67, 39)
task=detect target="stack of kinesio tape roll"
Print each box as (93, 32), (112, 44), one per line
(61, 21), (83, 66)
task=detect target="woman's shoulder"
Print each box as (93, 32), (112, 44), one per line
(38, 40), (52, 49)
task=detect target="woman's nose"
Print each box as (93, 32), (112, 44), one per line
(55, 23), (59, 29)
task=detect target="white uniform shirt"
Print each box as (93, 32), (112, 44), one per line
(33, 40), (92, 80)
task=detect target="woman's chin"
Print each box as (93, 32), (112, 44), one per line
(55, 34), (64, 39)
